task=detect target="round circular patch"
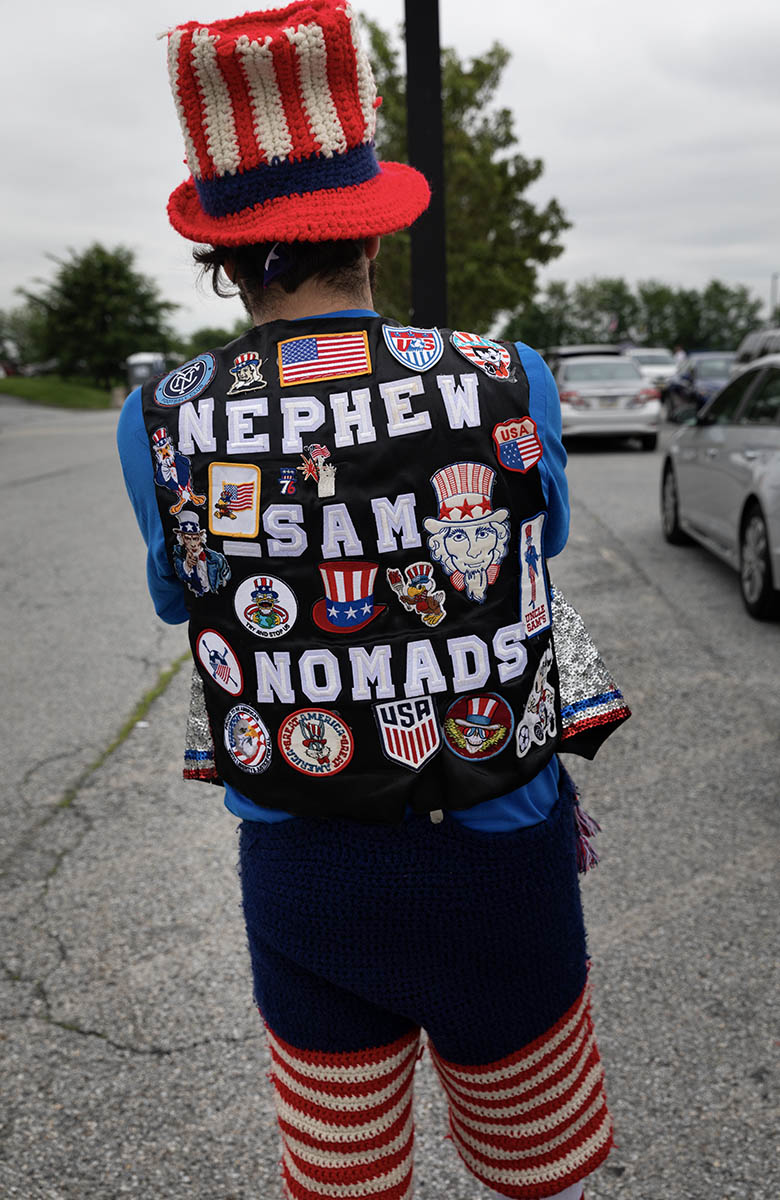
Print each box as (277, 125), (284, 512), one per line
(154, 353), (217, 407)
(196, 629), (243, 696)
(224, 705), (272, 774)
(233, 574), (298, 639)
(277, 708), (354, 778)
(442, 692), (514, 761)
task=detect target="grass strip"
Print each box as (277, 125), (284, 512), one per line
(0, 375), (114, 409)
(58, 651), (191, 809)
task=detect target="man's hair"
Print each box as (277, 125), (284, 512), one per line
(194, 240), (370, 318)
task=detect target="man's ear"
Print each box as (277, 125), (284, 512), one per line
(365, 236), (381, 261)
(223, 255), (237, 283)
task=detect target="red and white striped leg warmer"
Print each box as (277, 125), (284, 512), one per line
(429, 984), (613, 1199)
(265, 1026), (421, 1200)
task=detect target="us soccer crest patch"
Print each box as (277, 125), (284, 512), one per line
(154, 353), (217, 407)
(493, 418), (543, 473)
(277, 709), (354, 777)
(224, 705), (271, 773)
(374, 696), (441, 772)
(382, 325), (444, 372)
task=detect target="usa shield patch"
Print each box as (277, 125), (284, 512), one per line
(374, 696), (441, 772)
(382, 325), (444, 372)
(492, 418), (543, 473)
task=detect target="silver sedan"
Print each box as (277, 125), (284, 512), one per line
(661, 355), (780, 618)
(554, 355), (662, 449)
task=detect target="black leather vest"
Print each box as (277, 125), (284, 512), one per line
(141, 316), (561, 821)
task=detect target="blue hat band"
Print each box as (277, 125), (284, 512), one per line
(194, 143), (381, 219)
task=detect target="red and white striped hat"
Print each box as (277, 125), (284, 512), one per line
(164, 1), (430, 243)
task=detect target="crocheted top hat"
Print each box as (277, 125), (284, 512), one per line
(164, 0), (431, 244)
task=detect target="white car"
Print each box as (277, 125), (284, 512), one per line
(661, 355), (780, 618)
(553, 355), (662, 450)
(625, 347), (677, 389)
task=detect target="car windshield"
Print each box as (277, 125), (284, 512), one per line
(562, 361), (642, 383)
(695, 357), (734, 380)
(632, 352), (674, 366)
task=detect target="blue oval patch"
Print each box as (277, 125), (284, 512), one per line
(155, 353), (217, 407)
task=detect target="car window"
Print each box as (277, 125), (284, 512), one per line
(703, 371), (757, 424)
(561, 361), (642, 382)
(696, 357), (735, 380)
(631, 352), (674, 366)
(738, 369), (780, 426)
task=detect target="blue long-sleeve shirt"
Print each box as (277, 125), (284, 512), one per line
(117, 312), (569, 830)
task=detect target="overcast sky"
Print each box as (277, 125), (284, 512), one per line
(3, 0), (778, 337)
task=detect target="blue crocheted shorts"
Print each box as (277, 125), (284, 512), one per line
(238, 765), (613, 1199)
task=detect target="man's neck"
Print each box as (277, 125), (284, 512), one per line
(250, 277), (374, 324)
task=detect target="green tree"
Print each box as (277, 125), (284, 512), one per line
(178, 319), (249, 361)
(567, 278), (639, 344)
(0, 301), (48, 368)
(365, 21), (570, 329)
(501, 281), (572, 349)
(20, 244), (177, 387)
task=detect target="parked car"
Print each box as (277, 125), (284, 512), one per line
(553, 354), (662, 449)
(624, 347), (677, 389)
(732, 327), (780, 372)
(662, 352), (735, 420)
(660, 355), (780, 618)
(545, 344), (622, 374)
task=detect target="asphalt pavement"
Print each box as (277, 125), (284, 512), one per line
(1, 395), (777, 1199)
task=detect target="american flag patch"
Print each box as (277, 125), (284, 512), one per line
(277, 332), (371, 386)
(222, 481), (254, 511)
(492, 417), (543, 473)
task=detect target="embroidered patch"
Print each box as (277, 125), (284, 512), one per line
(450, 331), (514, 381)
(443, 693), (514, 761)
(374, 696), (441, 771)
(493, 417), (543, 473)
(207, 462), (261, 538)
(279, 466), (298, 495)
(172, 510), (231, 597)
(519, 513), (551, 637)
(386, 561), (446, 627)
(516, 646), (557, 757)
(154, 353), (217, 406)
(382, 325), (444, 372)
(234, 574), (298, 638)
(299, 443), (337, 498)
(423, 462), (510, 604)
(278, 332), (371, 386)
(312, 561), (386, 634)
(227, 351), (266, 395)
(196, 629), (243, 696)
(151, 426), (206, 515)
(277, 708), (354, 777)
(224, 704), (272, 773)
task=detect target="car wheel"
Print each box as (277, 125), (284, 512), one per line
(641, 433), (658, 451)
(661, 462), (690, 545)
(740, 505), (779, 619)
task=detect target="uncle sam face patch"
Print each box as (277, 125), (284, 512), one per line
(155, 353), (217, 407)
(443, 693), (514, 761)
